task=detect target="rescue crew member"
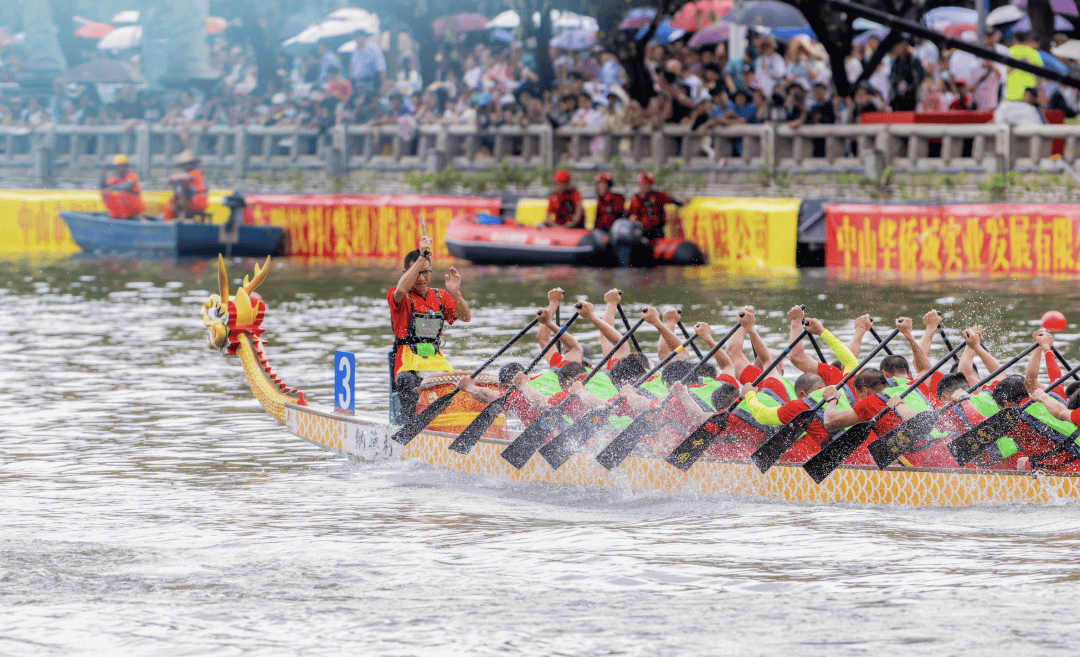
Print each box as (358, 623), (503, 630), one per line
(626, 171), (685, 241)
(593, 172), (625, 231)
(165, 150), (208, 221)
(544, 169), (585, 228)
(99, 154), (145, 219)
(388, 233), (472, 417)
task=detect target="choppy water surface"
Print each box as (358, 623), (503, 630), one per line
(3, 258), (1080, 656)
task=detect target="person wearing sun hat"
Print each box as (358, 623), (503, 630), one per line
(99, 154), (144, 219)
(164, 150), (207, 221)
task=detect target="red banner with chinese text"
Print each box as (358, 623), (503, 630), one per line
(242, 194), (500, 258)
(825, 203), (1080, 275)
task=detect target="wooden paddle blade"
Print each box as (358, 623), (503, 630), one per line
(664, 412), (730, 472)
(750, 411), (815, 474)
(867, 410), (939, 469)
(802, 422), (873, 484)
(947, 408), (1024, 466)
(595, 406), (664, 470)
(500, 408), (564, 469)
(447, 396), (507, 454)
(392, 389), (459, 446)
(539, 407), (613, 470)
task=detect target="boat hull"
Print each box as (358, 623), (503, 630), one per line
(59, 211), (284, 258)
(283, 402), (1080, 507)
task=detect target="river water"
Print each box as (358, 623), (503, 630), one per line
(3, 257), (1080, 656)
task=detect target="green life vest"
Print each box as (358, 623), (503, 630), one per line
(805, 387), (853, 410)
(585, 371), (619, 401)
(778, 375), (797, 402)
(640, 374), (668, 399)
(529, 369), (561, 396)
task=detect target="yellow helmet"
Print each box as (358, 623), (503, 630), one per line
(112, 154), (130, 166)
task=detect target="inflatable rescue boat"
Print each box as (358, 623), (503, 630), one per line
(443, 215), (707, 267)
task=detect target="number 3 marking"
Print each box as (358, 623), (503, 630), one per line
(338, 357), (352, 409)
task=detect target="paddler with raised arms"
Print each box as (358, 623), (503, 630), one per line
(388, 222), (472, 417)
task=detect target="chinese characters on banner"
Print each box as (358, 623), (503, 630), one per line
(679, 197), (800, 268)
(825, 203), (1080, 274)
(243, 195), (501, 258)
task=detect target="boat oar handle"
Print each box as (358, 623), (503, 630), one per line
(615, 293), (643, 354)
(467, 317), (540, 378)
(726, 328), (807, 412)
(1022, 361), (1080, 409)
(869, 323), (895, 356)
(675, 310), (705, 359)
(581, 308), (646, 386)
(524, 311), (579, 374)
(810, 328), (901, 413)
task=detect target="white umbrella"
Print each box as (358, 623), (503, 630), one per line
(986, 5), (1025, 27)
(531, 9), (599, 32)
(283, 17), (377, 49)
(111, 11), (140, 24)
(488, 10), (520, 29)
(326, 7), (379, 29)
(1052, 38), (1080, 60)
(98, 25), (141, 50)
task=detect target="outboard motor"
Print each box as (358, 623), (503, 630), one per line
(610, 218), (643, 268)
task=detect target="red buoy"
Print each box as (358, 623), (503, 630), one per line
(1042, 310), (1067, 331)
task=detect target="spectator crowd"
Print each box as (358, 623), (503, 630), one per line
(0, 18), (1076, 163)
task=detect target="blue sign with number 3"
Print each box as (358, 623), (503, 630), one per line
(334, 351), (355, 413)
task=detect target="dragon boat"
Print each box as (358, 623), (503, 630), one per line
(202, 258), (1080, 507)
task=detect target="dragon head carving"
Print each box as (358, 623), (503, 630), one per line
(202, 254), (269, 354)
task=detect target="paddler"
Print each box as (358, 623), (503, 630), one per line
(727, 307), (792, 402)
(389, 232), (472, 417)
(543, 169), (585, 229)
(626, 171), (686, 241)
(593, 172), (625, 231)
(99, 154), (145, 219)
(164, 150), (208, 221)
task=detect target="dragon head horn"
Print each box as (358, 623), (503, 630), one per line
(242, 256), (271, 296)
(216, 254), (229, 302)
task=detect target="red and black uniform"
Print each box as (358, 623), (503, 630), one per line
(845, 393), (897, 466)
(594, 192), (626, 231)
(772, 397), (833, 463)
(627, 190), (675, 240)
(546, 188), (583, 227)
(387, 286), (457, 376)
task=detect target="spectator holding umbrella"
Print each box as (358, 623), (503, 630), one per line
(889, 39), (924, 112)
(351, 34), (388, 94)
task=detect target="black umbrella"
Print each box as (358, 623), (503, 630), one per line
(724, 0), (809, 29)
(65, 60), (147, 85)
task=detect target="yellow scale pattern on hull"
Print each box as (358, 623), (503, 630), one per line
(285, 403), (1080, 507)
(237, 335), (299, 423)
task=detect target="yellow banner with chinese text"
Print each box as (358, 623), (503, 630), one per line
(679, 197), (800, 268)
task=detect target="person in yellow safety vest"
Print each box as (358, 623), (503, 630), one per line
(100, 154), (145, 219)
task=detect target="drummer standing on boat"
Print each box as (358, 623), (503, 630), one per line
(543, 169), (585, 228)
(388, 231), (472, 413)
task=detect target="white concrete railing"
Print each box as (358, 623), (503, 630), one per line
(2, 120), (1078, 183)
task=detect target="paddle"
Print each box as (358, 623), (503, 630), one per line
(750, 328), (901, 474)
(540, 332), (702, 470)
(555, 305), (562, 354)
(934, 311), (975, 375)
(807, 333), (828, 363)
(869, 342), (1041, 469)
(870, 325), (895, 356)
(675, 311), (705, 359)
(595, 320), (744, 471)
(665, 329), (810, 472)
(803, 333), (963, 484)
(446, 312), (581, 455)
(615, 292), (644, 353)
(861, 341), (966, 469)
(539, 332), (702, 470)
(947, 361), (1080, 466)
(1051, 346), (1080, 383)
(390, 316), (540, 446)
(500, 308), (647, 469)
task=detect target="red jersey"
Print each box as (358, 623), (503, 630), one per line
(774, 397), (830, 462)
(594, 192), (626, 230)
(387, 286), (457, 374)
(853, 394), (901, 434)
(706, 414), (770, 459)
(549, 389), (586, 420)
(546, 189), (582, 226)
(627, 190), (674, 231)
(506, 389), (540, 424)
(739, 365), (790, 402)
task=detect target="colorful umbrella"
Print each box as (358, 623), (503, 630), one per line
(98, 25), (141, 50)
(619, 7), (657, 30)
(921, 6), (978, 30)
(1012, 14), (1075, 32)
(550, 28), (597, 51)
(488, 10), (520, 29)
(636, 20), (687, 44)
(941, 23), (977, 39)
(111, 11), (140, 24)
(433, 13), (490, 36)
(1039, 50), (1069, 73)
(724, 0), (808, 30)
(672, 0), (733, 32)
(206, 16), (227, 35)
(1014, 0), (1080, 18)
(687, 21), (731, 47)
(75, 22), (116, 39)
